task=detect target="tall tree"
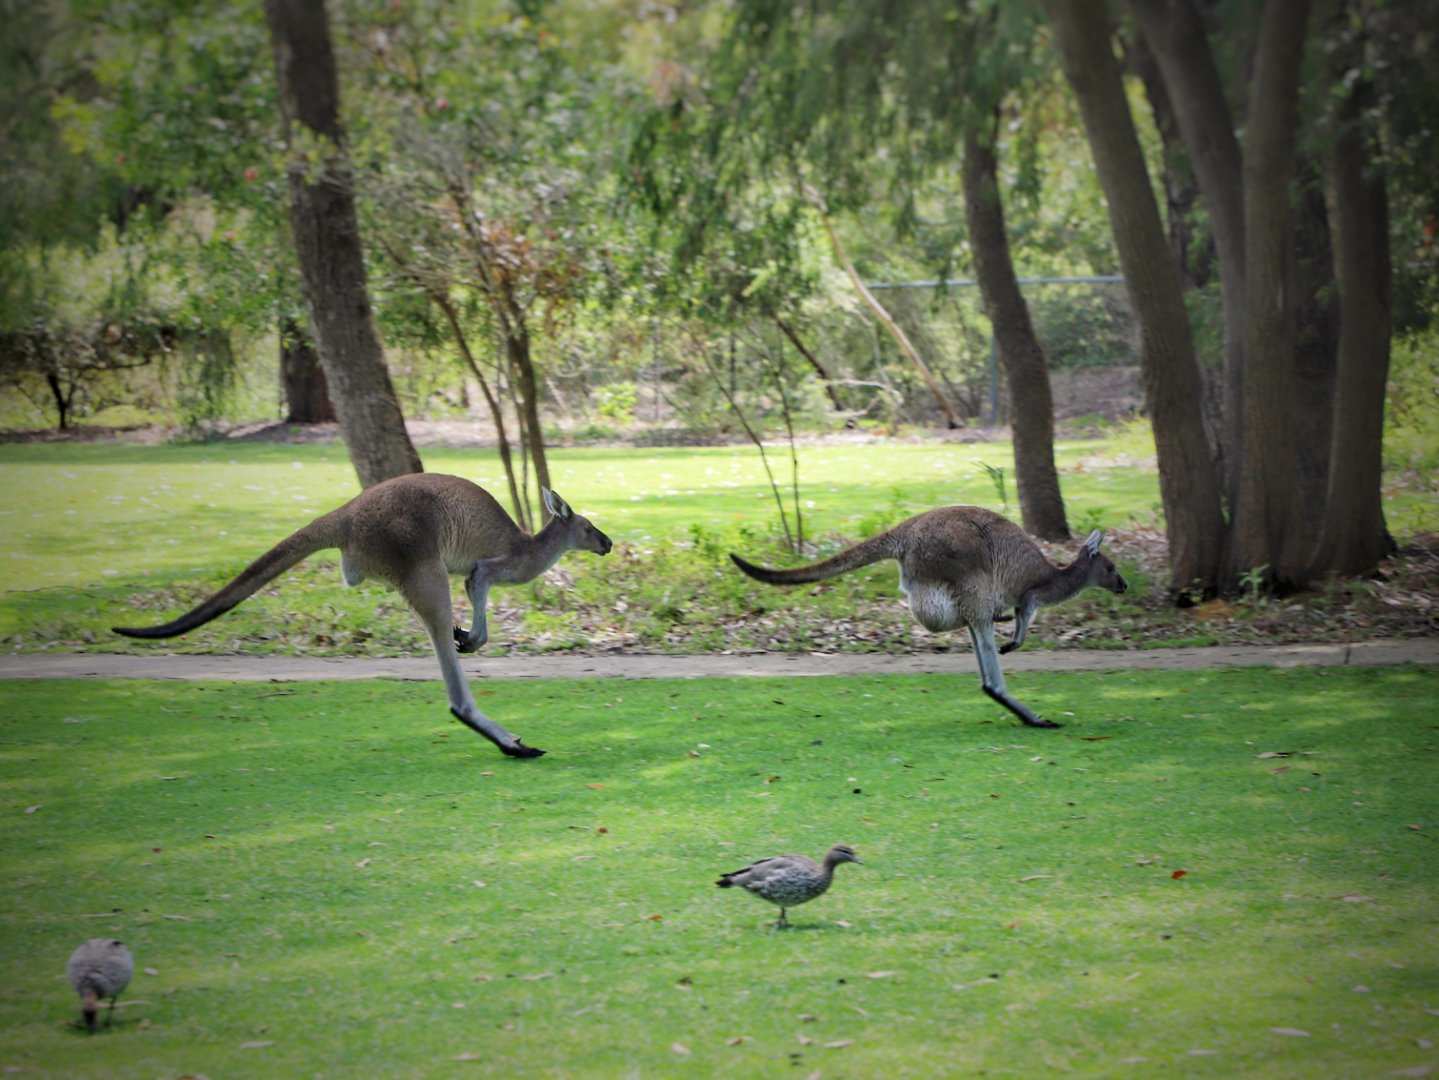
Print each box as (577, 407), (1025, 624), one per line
(263, 0), (421, 488)
(1042, 0), (1225, 593)
(1309, 4), (1393, 577)
(962, 110), (1069, 539)
(1128, 0), (1247, 507)
(1228, 0), (1313, 584)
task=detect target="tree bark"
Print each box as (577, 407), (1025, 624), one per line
(1129, 0), (1247, 512)
(502, 310), (553, 522)
(1229, 0), (1312, 586)
(1044, 0), (1224, 594)
(1290, 165), (1340, 537)
(279, 317), (335, 423)
(1310, 14), (1393, 578)
(962, 114), (1069, 540)
(263, 0), (421, 488)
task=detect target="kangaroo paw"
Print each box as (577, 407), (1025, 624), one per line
(499, 739), (546, 759)
(453, 626), (478, 654)
(999, 641), (1019, 655)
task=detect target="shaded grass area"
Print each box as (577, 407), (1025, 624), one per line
(2, 434), (1434, 655)
(1, 667), (1436, 1077)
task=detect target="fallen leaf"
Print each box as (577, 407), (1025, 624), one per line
(824, 1040), (853, 1049)
(1080, 736), (1112, 742)
(1171, 869), (1188, 879)
(833, 920), (852, 928)
(355, 858), (371, 869)
(1270, 1027), (1310, 1038)
(143, 967), (159, 976)
(1019, 874), (1051, 883)
(726, 1035), (749, 1045)
(519, 971), (553, 982)
(596, 827), (608, 834)
(23, 805), (40, 815)
(472, 880), (486, 888)
(865, 971), (896, 979)
(1256, 751), (1293, 759)
(1335, 893), (1374, 903)
(453, 1051), (484, 1061)
(670, 1043), (690, 1056)
(239, 1040), (274, 1049)
(1408, 824), (1422, 831)
(645, 914), (663, 921)
(585, 783), (604, 790)
(796, 1034), (815, 1046)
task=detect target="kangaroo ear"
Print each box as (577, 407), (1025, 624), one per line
(1083, 529), (1104, 556)
(541, 487), (573, 520)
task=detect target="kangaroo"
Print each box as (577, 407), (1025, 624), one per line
(113, 475), (612, 758)
(731, 506), (1127, 728)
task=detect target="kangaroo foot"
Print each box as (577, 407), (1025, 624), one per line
(450, 707), (546, 758)
(999, 641), (1020, 655)
(453, 626), (481, 654)
(1019, 715), (1062, 729)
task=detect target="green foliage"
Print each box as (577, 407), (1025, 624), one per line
(594, 381), (639, 423)
(1384, 328), (1439, 478)
(2, 669), (1437, 1075)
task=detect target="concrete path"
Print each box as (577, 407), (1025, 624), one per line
(1, 640), (1434, 682)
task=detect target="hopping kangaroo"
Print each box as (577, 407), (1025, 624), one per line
(732, 507), (1126, 728)
(114, 475), (612, 758)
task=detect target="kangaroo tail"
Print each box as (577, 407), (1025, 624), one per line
(112, 513), (344, 639)
(729, 532), (897, 586)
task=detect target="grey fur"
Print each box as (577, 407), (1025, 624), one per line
(67, 939), (133, 1032)
(716, 844), (861, 928)
(113, 476), (612, 758)
(732, 506), (1127, 728)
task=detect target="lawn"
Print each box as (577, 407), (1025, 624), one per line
(2, 667), (1436, 1077)
(1, 432), (1434, 656)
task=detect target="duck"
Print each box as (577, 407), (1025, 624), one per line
(66, 938), (133, 1032)
(716, 844), (861, 927)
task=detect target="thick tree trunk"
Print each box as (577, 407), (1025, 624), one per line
(1229, 0), (1312, 587)
(1291, 167), (1340, 538)
(263, 0), (421, 488)
(45, 372), (71, 431)
(1044, 1), (1224, 594)
(1310, 19), (1393, 578)
(962, 115), (1069, 541)
(1129, 0), (1247, 512)
(279, 316), (335, 424)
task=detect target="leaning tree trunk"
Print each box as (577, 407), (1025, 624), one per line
(1129, 0), (1247, 513)
(263, 0), (421, 488)
(962, 114), (1069, 540)
(1044, 0), (1224, 595)
(279, 316), (335, 423)
(1229, 0), (1312, 588)
(1309, 15), (1393, 578)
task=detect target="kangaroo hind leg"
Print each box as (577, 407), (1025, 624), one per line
(969, 621), (1059, 729)
(402, 559), (544, 758)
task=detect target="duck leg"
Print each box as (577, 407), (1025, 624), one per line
(969, 622), (1059, 728)
(776, 909), (789, 929)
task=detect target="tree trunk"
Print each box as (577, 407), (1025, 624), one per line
(1129, 0), (1247, 512)
(1290, 165), (1340, 539)
(962, 114), (1069, 540)
(503, 314), (552, 522)
(1229, 0), (1312, 587)
(279, 316), (335, 423)
(1044, 0), (1224, 594)
(45, 371), (71, 431)
(263, 0), (421, 488)
(1310, 14), (1393, 578)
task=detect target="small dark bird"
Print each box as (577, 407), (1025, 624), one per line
(716, 844), (862, 928)
(66, 939), (133, 1032)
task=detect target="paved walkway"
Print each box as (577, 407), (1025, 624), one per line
(1, 640), (1434, 682)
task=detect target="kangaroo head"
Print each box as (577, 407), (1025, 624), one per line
(541, 487), (613, 556)
(1079, 529), (1127, 594)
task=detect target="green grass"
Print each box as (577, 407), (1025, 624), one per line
(1, 431), (1434, 654)
(2, 667), (1436, 1077)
